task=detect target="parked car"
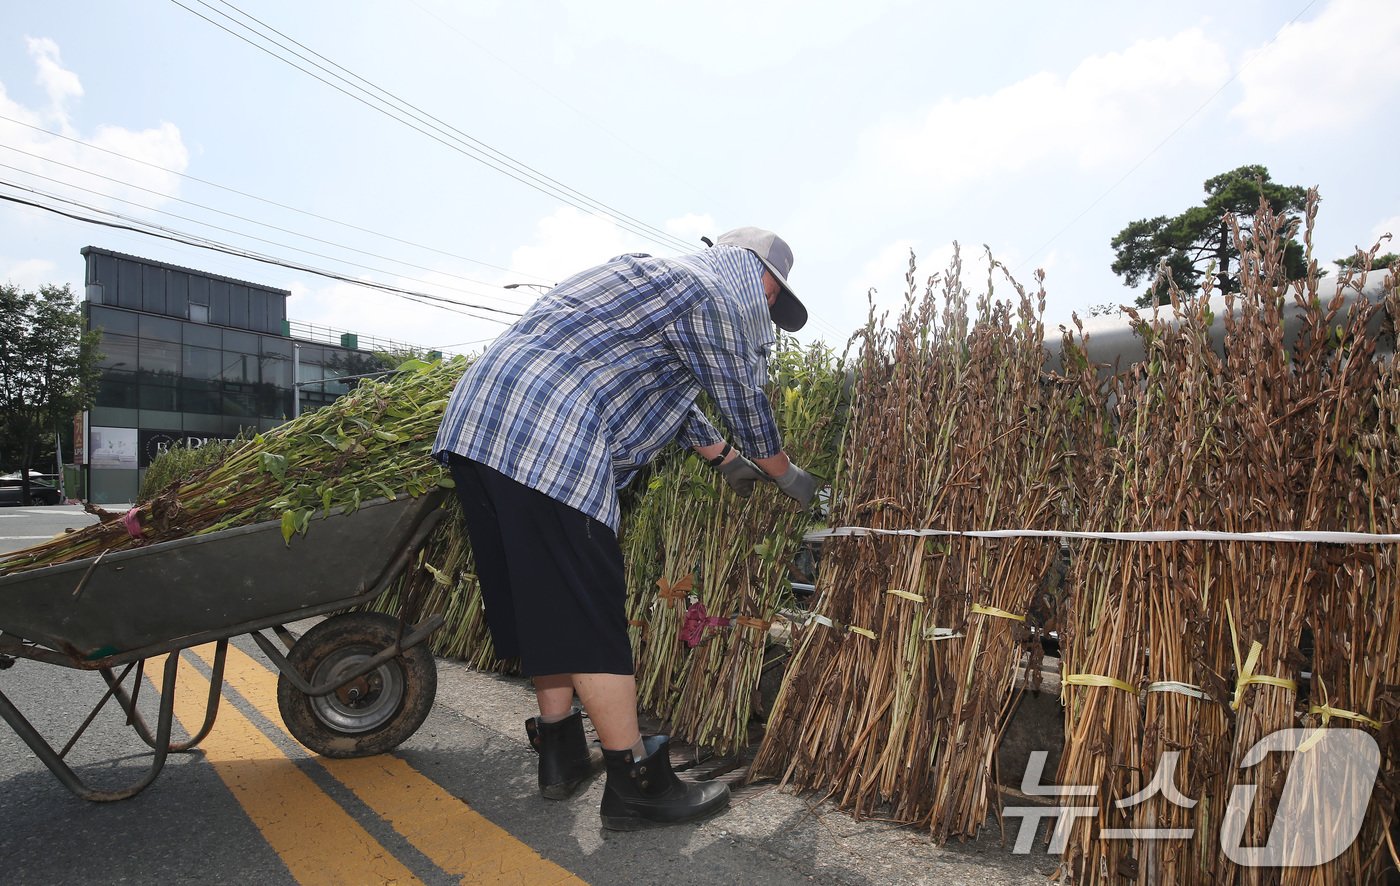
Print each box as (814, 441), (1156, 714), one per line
(0, 475), (64, 506)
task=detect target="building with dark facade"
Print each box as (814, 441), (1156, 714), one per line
(80, 247), (423, 503)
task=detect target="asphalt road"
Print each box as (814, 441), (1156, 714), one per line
(0, 505), (1056, 885)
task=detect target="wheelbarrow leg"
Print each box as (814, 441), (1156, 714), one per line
(100, 641), (227, 753)
(0, 652), (181, 801)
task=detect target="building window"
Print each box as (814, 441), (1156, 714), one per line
(189, 303), (209, 323)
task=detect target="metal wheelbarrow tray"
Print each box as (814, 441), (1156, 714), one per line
(0, 491), (449, 801)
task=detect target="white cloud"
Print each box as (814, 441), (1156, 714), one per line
(508, 206), (646, 284)
(850, 238), (924, 303)
(556, 0), (911, 75)
(25, 37), (82, 130)
(0, 39), (188, 212)
(665, 212), (716, 245)
(1232, 0), (1400, 138)
(840, 28), (1229, 205)
(0, 257), (59, 290)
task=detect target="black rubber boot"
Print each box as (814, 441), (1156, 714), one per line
(599, 734), (730, 831)
(525, 708), (602, 800)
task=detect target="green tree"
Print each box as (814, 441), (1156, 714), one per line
(1333, 252), (1399, 272)
(0, 283), (101, 503)
(1110, 164), (1309, 306)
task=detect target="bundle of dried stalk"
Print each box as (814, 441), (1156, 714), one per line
(1055, 193), (1398, 884)
(753, 247), (1067, 835)
(661, 341), (847, 753)
(752, 250), (960, 816)
(1278, 244), (1397, 885)
(1054, 284), (1232, 883)
(616, 340), (846, 753)
(923, 263), (1065, 841)
(1208, 196), (1380, 886)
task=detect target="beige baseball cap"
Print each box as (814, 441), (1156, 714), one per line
(715, 226), (807, 332)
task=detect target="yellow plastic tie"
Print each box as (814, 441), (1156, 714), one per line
(1225, 601), (1297, 711)
(1296, 678), (1382, 753)
(1308, 703), (1381, 730)
(847, 625), (878, 640)
(886, 589), (924, 603)
(970, 602), (1025, 622)
(1063, 673), (1137, 693)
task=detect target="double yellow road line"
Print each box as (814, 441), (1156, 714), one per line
(155, 642), (583, 885)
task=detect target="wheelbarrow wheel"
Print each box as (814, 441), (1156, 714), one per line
(277, 612), (437, 758)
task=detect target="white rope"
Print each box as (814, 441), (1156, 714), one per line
(804, 526), (1400, 545)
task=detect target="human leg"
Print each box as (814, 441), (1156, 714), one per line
(465, 462), (730, 826)
(450, 457), (599, 798)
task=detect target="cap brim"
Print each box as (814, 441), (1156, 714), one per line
(756, 257), (807, 332)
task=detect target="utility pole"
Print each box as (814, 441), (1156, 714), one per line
(293, 343), (301, 418)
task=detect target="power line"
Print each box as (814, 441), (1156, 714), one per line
(0, 182), (519, 326)
(0, 148), (533, 312)
(403, 0), (709, 207)
(171, 0), (696, 253)
(0, 113), (552, 287)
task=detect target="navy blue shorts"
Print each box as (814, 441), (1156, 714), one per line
(447, 455), (633, 677)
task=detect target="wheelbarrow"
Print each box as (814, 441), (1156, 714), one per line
(0, 491), (449, 801)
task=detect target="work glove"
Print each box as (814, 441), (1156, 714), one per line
(775, 463), (818, 508)
(718, 454), (767, 497)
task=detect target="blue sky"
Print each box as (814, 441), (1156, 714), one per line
(1, 0), (1396, 355)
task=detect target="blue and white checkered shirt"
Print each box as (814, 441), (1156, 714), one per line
(432, 245), (782, 532)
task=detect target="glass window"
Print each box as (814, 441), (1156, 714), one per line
(139, 383), (179, 412)
(260, 355), (290, 387)
(180, 378), (221, 415)
(223, 384), (256, 417)
(189, 303), (209, 323)
(322, 374), (350, 396)
(96, 372), (138, 409)
(98, 333), (139, 371)
(183, 345), (223, 380)
(88, 305), (139, 335)
(183, 321), (221, 349)
(260, 336), (291, 357)
(255, 382), (292, 419)
(140, 339), (181, 376)
(223, 329), (258, 353)
(296, 360), (324, 385)
(139, 314), (182, 343)
(222, 352), (256, 384)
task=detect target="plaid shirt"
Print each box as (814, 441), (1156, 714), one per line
(432, 245), (782, 532)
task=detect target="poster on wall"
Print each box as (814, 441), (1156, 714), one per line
(89, 426), (139, 468)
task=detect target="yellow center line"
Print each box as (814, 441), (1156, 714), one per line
(186, 640), (585, 886)
(154, 649), (421, 886)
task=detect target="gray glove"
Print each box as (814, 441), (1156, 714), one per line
(718, 454), (766, 497)
(775, 463), (818, 508)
